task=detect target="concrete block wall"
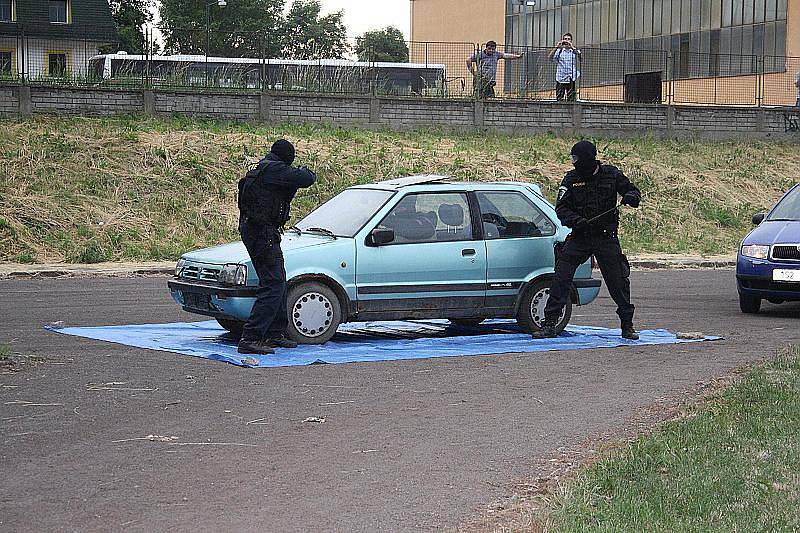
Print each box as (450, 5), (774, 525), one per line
(582, 104), (668, 130)
(0, 86), (18, 116)
(484, 101), (573, 131)
(29, 87), (143, 115)
(672, 106), (760, 132)
(272, 95), (371, 123)
(153, 92), (259, 121)
(1, 83), (798, 140)
(380, 98), (474, 128)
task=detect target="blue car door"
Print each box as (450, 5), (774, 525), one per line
(356, 191), (487, 315)
(476, 190), (558, 311)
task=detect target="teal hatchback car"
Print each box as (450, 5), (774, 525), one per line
(168, 176), (602, 344)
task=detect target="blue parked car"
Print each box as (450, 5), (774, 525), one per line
(168, 176), (602, 343)
(737, 182), (800, 313)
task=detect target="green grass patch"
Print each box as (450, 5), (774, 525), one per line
(0, 115), (797, 263)
(547, 346), (800, 532)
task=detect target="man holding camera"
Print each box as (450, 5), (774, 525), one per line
(466, 40), (523, 99)
(548, 32), (582, 102)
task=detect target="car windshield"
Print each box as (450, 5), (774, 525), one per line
(768, 185), (800, 222)
(297, 188), (395, 237)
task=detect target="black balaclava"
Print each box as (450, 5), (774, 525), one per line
(570, 140), (598, 177)
(271, 139), (295, 165)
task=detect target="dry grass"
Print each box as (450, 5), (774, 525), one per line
(0, 115), (797, 263)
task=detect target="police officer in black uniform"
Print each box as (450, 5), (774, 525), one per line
(534, 140), (641, 340)
(237, 139), (316, 355)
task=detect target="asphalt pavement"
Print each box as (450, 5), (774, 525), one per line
(0, 269), (798, 532)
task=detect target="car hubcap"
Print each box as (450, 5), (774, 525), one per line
(292, 291), (333, 338)
(530, 287), (566, 327)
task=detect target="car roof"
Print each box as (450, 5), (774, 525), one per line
(351, 175), (542, 194)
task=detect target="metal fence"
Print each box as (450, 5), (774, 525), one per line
(1, 25), (798, 108)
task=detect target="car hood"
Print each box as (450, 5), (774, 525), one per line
(743, 220), (800, 246)
(182, 233), (339, 264)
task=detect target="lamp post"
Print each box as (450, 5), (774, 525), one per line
(206, 0), (227, 86)
(514, 0), (536, 94)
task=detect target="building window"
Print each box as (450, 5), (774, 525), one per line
(0, 50), (12, 76)
(47, 52), (68, 77)
(49, 0), (68, 23)
(0, 0), (13, 22)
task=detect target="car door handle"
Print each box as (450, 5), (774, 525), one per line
(462, 248), (476, 257)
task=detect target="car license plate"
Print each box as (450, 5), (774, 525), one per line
(182, 291), (211, 310)
(773, 269), (800, 282)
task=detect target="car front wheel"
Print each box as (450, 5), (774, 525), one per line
(287, 281), (342, 344)
(739, 292), (761, 314)
(517, 279), (572, 335)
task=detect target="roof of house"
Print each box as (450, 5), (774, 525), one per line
(0, 0), (117, 42)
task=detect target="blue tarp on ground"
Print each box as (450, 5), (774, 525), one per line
(47, 319), (721, 368)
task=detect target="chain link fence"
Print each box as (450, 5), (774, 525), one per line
(1, 25), (798, 108)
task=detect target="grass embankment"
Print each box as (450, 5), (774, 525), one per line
(0, 115), (798, 263)
(542, 346), (800, 532)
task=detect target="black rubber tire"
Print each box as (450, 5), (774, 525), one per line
(216, 318), (244, 337)
(286, 281), (342, 344)
(516, 279), (572, 335)
(739, 292), (761, 314)
(448, 318), (485, 327)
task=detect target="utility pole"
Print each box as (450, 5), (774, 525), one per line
(514, 0), (536, 95)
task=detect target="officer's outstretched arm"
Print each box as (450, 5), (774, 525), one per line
(615, 169), (641, 208)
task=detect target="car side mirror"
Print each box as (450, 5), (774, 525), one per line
(368, 228), (395, 246)
(752, 213), (765, 225)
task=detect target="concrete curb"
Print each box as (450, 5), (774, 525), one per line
(0, 256), (738, 279)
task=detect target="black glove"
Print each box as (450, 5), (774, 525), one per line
(622, 191), (640, 208)
(573, 217), (589, 231)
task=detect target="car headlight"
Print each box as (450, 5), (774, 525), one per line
(741, 244), (770, 259)
(219, 263), (247, 286)
(175, 258), (186, 277)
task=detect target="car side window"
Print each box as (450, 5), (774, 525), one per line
(376, 192), (473, 244)
(476, 191), (556, 239)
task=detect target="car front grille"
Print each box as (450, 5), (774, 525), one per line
(772, 244), (800, 261)
(180, 265), (222, 282)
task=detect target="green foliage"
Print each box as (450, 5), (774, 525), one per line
(158, 0), (349, 60)
(159, 0), (284, 57)
(355, 27), (409, 63)
(281, 0), (349, 59)
(108, 0), (153, 54)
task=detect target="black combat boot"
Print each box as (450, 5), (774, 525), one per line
(621, 323), (639, 340)
(532, 323), (558, 339)
(267, 335), (298, 349)
(237, 338), (275, 355)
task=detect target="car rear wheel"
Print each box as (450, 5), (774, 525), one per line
(448, 318), (485, 327)
(216, 318), (244, 337)
(739, 292), (761, 314)
(287, 281), (342, 344)
(517, 279), (572, 335)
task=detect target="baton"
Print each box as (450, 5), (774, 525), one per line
(585, 202), (623, 225)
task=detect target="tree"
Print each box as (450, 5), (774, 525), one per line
(281, 0), (349, 59)
(108, 0), (153, 54)
(355, 27), (408, 63)
(158, 0), (284, 57)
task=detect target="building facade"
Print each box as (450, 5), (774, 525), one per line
(0, 0), (117, 80)
(411, 0), (800, 105)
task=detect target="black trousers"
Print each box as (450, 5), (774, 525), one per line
(544, 231), (635, 325)
(556, 81), (576, 101)
(239, 220), (288, 341)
